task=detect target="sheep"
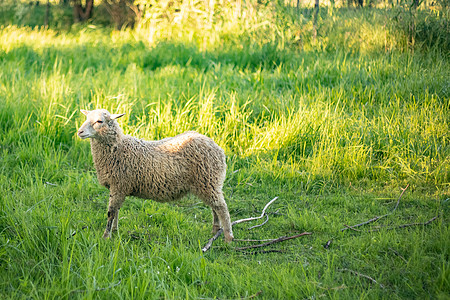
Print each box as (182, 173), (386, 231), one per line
(77, 109), (234, 242)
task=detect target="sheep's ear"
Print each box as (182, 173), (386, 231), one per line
(80, 109), (90, 116)
(111, 113), (125, 120)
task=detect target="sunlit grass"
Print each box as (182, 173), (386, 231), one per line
(0, 4), (449, 299)
(2, 24), (447, 188)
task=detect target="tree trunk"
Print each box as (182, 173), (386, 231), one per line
(45, 0), (50, 26)
(313, 0), (319, 42)
(72, 0), (94, 22)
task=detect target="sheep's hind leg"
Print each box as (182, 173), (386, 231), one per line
(210, 192), (233, 243)
(103, 193), (125, 239)
(211, 210), (221, 234)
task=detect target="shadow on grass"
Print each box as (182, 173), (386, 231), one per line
(137, 41), (291, 71)
(0, 36), (293, 73)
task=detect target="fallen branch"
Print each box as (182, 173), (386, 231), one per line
(341, 184), (409, 232)
(368, 216), (437, 232)
(234, 238), (277, 242)
(343, 224), (362, 232)
(393, 184), (409, 213)
(338, 268), (384, 289)
(235, 232), (312, 251)
(341, 215), (387, 232)
(201, 229), (224, 252)
(233, 197), (279, 226)
(388, 247), (408, 264)
(202, 197), (279, 252)
(247, 214), (269, 230)
(238, 249), (285, 255)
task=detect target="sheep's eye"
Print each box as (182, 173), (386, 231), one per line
(96, 120), (103, 124)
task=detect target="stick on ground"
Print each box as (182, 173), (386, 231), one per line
(393, 184), (409, 212)
(368, 216), (437, 232)
(388, 247), (408, 264)
(233, 196), (279, 226)
(338, 268), (385, 289)
(341, 215), (387, 232)
(247, 214), (269, 230)
(235, 232), (312, 251)
(343, 224), (362, 232)
(234, 238), (278, 242)
(341, 184), (409, 232)
(238, 249), (285, 255)
(201, 197), (279, 252)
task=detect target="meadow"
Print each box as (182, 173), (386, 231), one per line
(0, 1), (449, 299)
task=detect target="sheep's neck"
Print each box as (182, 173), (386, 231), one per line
(91, 122), (124, 149)
(91, 134), (121, 148)
(90, 131), (123, 164)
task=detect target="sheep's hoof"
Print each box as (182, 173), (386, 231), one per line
(102, 232), (111, 239)
(224, 234), (234, 243)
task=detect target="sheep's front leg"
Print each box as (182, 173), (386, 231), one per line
(103, 193), (125, 239)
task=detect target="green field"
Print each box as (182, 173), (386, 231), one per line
(0, 1), (449, 299)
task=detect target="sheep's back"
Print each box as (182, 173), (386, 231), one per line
(159, 131), (227, 198)
(119, 131), (226, 201)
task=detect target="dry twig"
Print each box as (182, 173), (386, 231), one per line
(341, 184), (409, 232)
(338, 268), (385, 289)
(235, 232), (312, 251)
(247, 214), (269, 230)
(233, 197), (279, 226)
(202, 197), (279, 252)
(368, 216), (437, 232)
(201, 229), (224, 252)
(393, 184), (409, 212)
(238, 249), (286, 255)
(388, 247), (408, 264)
(343, 224), (362, 232)
(234, 238), (277, 242)
(341, 215), (387, 232)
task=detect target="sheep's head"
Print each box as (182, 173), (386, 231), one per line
(78, 109), (125, 140)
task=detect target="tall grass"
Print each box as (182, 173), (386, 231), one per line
(0, 3), (448, 299)
(1, 19), (448, 190)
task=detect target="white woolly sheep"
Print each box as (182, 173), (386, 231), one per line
(77, 109), (234, 242)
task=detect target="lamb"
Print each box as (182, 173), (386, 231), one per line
(77, 109), (234, 242)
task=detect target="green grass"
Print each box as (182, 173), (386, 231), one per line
(0, 2), (449, 299)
